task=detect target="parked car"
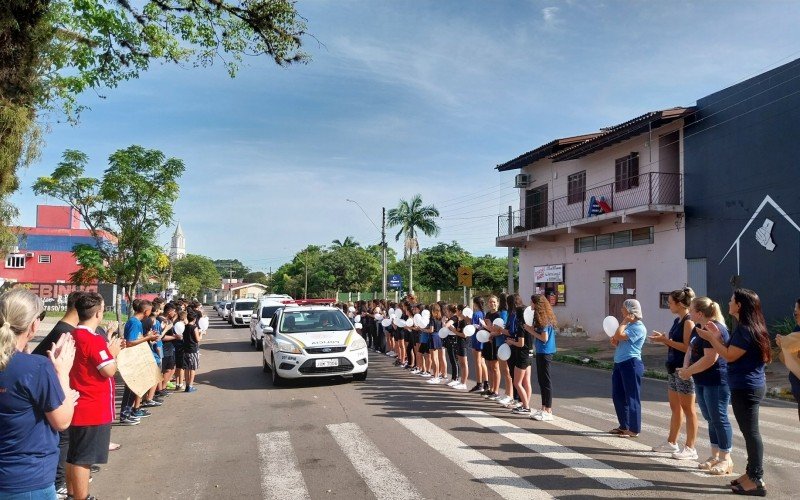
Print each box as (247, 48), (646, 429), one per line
(229, 298), (258, 326)
(250, 298), (295, 351)
(261, 305), (368, 385)
(221, 302), (233, 319)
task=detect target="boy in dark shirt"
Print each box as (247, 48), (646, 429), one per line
(182, 310), (202, 393)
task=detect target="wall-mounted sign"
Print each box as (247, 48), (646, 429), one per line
(534, 264), (563, 283)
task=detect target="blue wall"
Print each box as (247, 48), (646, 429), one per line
(20, 235), (101, 252)
(685, 58), (800, 325)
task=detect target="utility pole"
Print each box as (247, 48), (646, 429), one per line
(507, 205), (515, 294)
(303, 250), (308, 299)
(228, 266), (234, 300)
(382, 207), (387, 300)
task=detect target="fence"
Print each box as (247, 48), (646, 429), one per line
(336, 289), (501, 305)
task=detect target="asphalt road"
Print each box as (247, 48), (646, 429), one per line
(90, 312), (799, 499)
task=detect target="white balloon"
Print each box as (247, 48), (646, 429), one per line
(421, 309), (431, 318)
(523, 306), (535, 326)
(381, 318), (392, 328)
(413, 313), (423, 325)
(438, 327), (450, 339)
(354, 323), (363, 330)
(349, 306), (356, 313)
(394, 317), (404, 327)
(420, 316), (430, 328)
(476, 330), (490, 343)
(462, 307), (474, 319)
(463, 324), (476, 337)
(354, 315), (361, 323)
(492, 318), (505, 328)
(603, 316), (620, 337)
(388, 308), (396, 317)
(173, 321), (185, 336)
(198, 317), (209, 330)
(405, 318), (415, 328)
(374, 314), (383, 321)
(497, 343), (512, 361)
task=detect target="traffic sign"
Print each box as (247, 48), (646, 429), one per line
(388, 274), (403, 289)
(457, 266), (473, 287)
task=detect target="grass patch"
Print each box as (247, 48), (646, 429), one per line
(45, 311), (123, 321)
(553, 352), (668, 381)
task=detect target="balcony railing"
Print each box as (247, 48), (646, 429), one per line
(498, 172), (681, 237)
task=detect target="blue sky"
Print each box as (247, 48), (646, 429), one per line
(13, 0), (800, 272)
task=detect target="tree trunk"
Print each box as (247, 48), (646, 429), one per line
(115, 278), (124, 325)
(408, 256), (413, 295)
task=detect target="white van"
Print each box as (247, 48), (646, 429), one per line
(250, 297), (295, 350)
(228, 298), (258, 326)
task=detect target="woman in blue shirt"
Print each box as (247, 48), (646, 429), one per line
(697, 288), (771, 496)
(469, 297), (487, 394)
(677, 297), (733, 476)
(609, 299), (646, 438)
(526, 295), (557, 420)
(0, 289), (77, 499)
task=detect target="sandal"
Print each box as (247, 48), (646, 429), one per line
(108, 443), (122, 451)
(731, 473), (748, 486)
(618, 430), (639, 438)
(731, 479), (766, 496)
(698, 456), (719, 470)
(708, 459), (733, 476)
(608, 427), (625, 435)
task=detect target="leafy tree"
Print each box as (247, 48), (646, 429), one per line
(179, 276), (202, 300)
(173, 254), (221, 293)
(244, 271), (269, 285)
(331, 236), (360, 248)
(213, 259), (250, 280)
(1, 0), (309, 250)
(386, 195), (440, 294)
(472, 255), (510, 292)
(320, 247), (381, 292)
(33, 146), (184, 320)
(417, 242), (473, 291)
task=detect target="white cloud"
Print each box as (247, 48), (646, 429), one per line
(542, 6), (560, 26)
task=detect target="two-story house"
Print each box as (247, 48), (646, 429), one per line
(496, 107), (694, 332)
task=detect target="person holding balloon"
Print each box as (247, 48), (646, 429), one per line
(530, 294), (557, 421)
(648, 287), (698, 460)
(507, 297), (533, 414)
(469, 297), (488, 395)
(608, 299), (646, 438)
(447, 304), (470, 390)
(427, 304), (446, 384)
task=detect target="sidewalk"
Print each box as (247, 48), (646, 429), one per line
(555, 332), (795, 399)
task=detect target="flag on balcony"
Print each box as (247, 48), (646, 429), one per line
(587, 196), (613, 217)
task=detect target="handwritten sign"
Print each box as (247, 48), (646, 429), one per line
(116, 343), (162, 398)
(534, 264), (563, 283)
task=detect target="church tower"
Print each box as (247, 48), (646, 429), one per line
(170, 222), (186, 260)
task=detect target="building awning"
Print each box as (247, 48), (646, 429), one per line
(495, 133), (601, 172)
(551, 107), (696, 162)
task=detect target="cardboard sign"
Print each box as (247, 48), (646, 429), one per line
(116, 342), (162, 398)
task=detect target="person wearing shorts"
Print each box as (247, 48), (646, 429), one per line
(182, 310), (202, 393)
(510, 303), (534, 414)
(67, 293), (122, 500)
(447, 305), (469, 389)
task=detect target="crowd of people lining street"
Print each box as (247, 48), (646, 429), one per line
(344, 287), (800, 497)
(0, 284), (798, 498)
(0, 290), (207, 500)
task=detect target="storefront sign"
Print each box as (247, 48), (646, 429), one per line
(534, 264), (563, 283)
(15, 282), (117, 310)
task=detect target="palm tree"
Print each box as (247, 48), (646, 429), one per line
(387, 194), (440, 294)
(331, 236), (360, 248)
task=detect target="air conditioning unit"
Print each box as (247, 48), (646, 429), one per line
(514, 173), (532, 188)
(25, 252), (34, 258)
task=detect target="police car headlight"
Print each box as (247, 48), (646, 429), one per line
(350, 336), (367, 350)
(276, 340), (302, 354)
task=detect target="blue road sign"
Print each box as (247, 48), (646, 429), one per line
(388, 274), (403, 289)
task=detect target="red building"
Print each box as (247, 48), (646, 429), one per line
(3, 205), (116, 285)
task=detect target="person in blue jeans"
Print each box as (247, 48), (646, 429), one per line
(697, 288), (771, 496)
(609, 299), (646, 438)
(677, 296), (734, 475)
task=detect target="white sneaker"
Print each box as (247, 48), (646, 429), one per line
(533, 411), (554, 421)
(652, 441), (680, 453)
(411, 368), (420, 374)
(498, 396), (513, 405)
(421, 372), (432, 378)
(447, 380), (459, 387)
(672, 446), (699, 460)
(426, 377), (441, 384)
(455, 383), (468, 390)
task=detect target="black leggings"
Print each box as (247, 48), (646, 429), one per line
(731, 386), (766, 481)
(447, 343), (459, 380)
(536, 354), (553, 407)
(120, 384), (136, 416)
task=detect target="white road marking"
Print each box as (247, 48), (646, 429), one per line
(458, 410), (652, 489)
(257, 431), (311, 500)
(396, 416), (553, 500)
(326, 422), (422, 500)
(565, 405), (800, 469)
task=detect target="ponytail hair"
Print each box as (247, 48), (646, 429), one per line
(0, 289), (44, 370)
(691, 297), (724, 323)
(670, 287), (695, 308)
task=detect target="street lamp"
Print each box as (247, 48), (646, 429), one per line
(346, 199), (387, 300)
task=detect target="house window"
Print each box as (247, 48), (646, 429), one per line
(615, 153), (639, 192)
(5, 254), (25, 269)
(567, 171), (586, 205)
(38, 254), (51, 264)
(574, 226), (654, 253)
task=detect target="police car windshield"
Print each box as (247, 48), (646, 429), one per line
(280, 310), (352, 333)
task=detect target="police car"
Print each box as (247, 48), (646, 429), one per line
(261, 306), (368, 385)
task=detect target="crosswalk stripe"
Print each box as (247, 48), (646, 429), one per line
(326, 422), (422, 500)
(565, 405), (800, 469)
(457, 410), (653, 490)
(636, 405), (796, 452)
(396, 416), (553, 500)
(257, 431), (310, 500)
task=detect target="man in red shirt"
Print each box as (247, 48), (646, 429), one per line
(66, 292), (122, 500)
